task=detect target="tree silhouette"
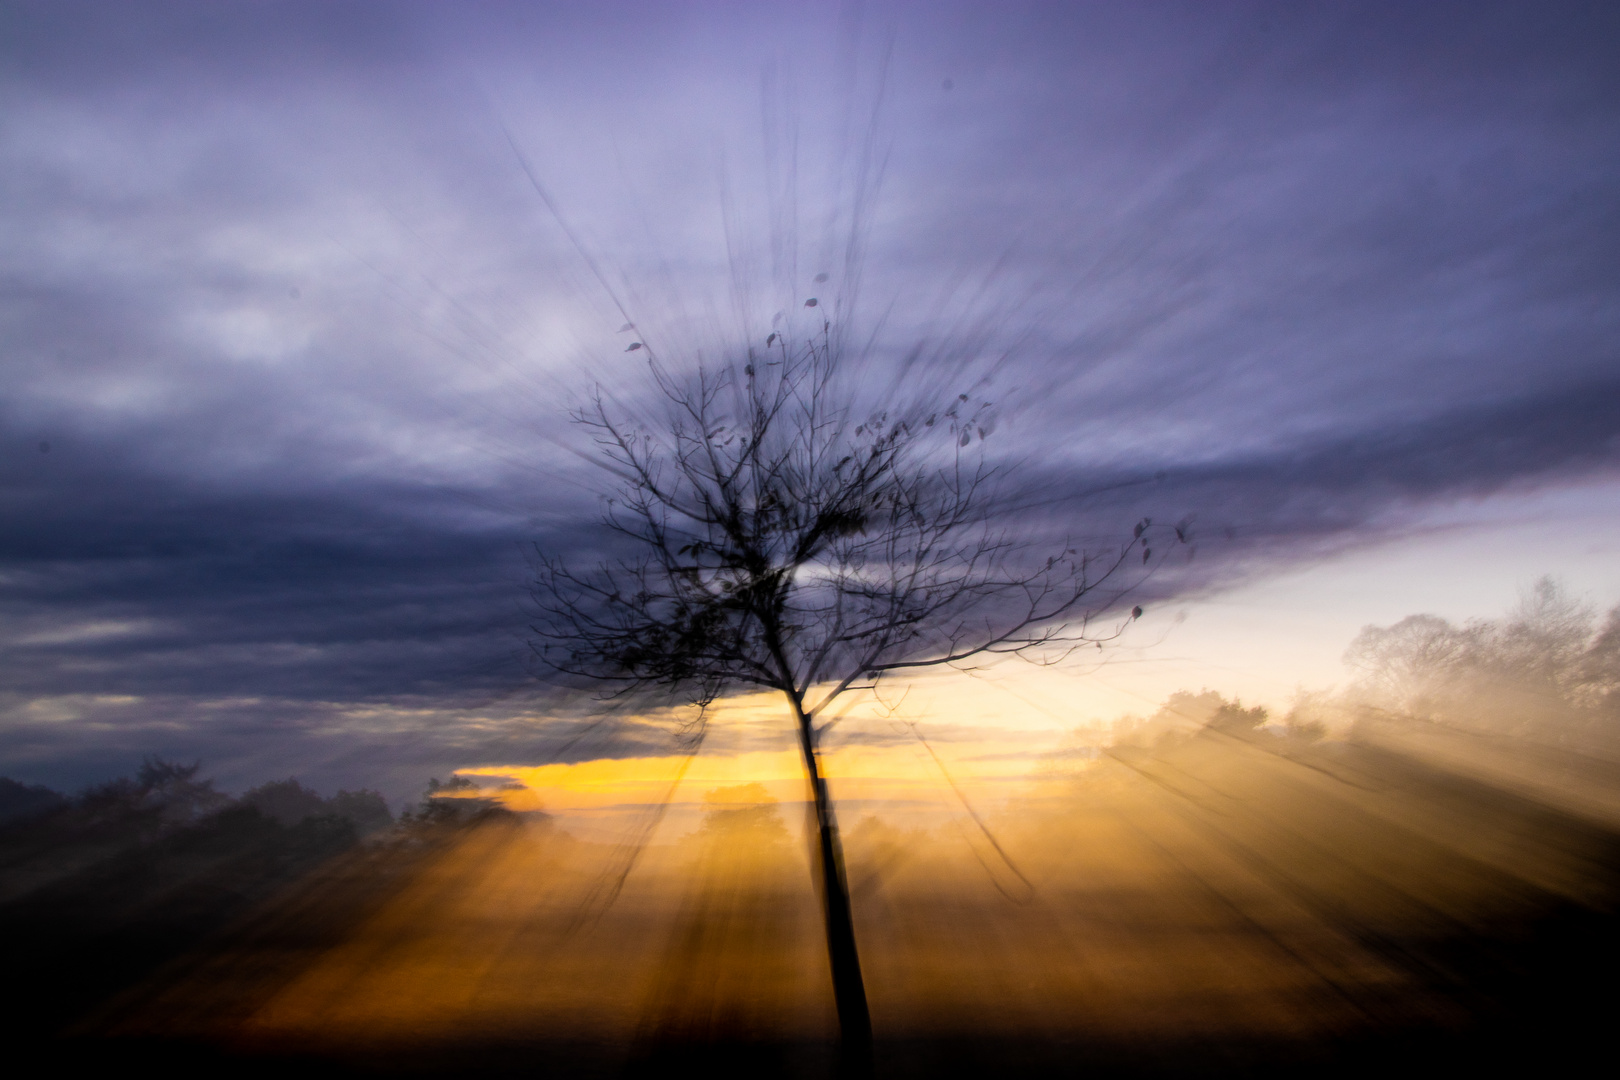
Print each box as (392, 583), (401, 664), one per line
(531, 318), (1174, 1066)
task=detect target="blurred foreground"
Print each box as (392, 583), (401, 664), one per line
(4, 713), (1617, 1078)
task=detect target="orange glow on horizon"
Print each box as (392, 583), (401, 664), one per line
(458, 732), (1072, 818)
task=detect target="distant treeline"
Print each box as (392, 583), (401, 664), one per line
(0, 760), (392, 833)
(1337, 576), (1620, 747)
(0, 758), (498, 1048)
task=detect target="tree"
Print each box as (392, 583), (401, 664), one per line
(530, 317), (1174, 1066)
(1343, 613), (1481, 718)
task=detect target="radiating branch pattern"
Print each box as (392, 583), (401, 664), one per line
(532, 325), (1173, 727)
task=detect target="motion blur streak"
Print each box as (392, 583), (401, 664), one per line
(95, 718), (1618, 1074)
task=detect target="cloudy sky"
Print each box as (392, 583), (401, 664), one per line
(3, 1), (1618, 803)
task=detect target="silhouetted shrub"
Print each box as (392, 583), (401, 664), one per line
(241, 778), (394, 836)
(0, 777), (65, 826)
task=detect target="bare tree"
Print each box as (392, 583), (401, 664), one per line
(531, 319), (1175, 1065)
(1344, 578), (1620, 739)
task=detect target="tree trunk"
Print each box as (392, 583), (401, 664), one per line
(790, 693), (873, 1075)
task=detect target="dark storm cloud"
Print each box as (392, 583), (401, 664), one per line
(1034, 374), (1620, 550)
(2, 1), (1618, 793)
(0, 473), (525, 703)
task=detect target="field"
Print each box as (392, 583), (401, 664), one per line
(8, 716), (1616, 1077)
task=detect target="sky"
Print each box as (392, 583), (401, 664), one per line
(2, 1), (1618, 807)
